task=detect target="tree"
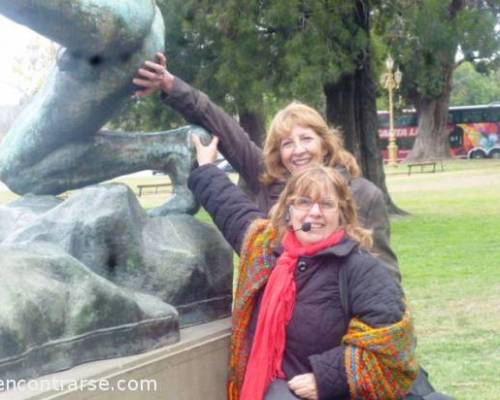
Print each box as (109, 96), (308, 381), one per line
(381, 0), (500, 160)
(111, 0), (269, 146)
(109, 0), (218, 132)
(451, 61), (500, 105)
(219, 0), (400, 212)
(186, 0), (286, 146)
(321, 2), (400, 212)
(113, 1), (401, 211)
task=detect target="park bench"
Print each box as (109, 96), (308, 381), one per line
(137, 183), (171, 197)
(407, 160), (444, 175)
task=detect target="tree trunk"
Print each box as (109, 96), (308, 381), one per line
(323, 1), (404, 215)
(408, 69), (453, 161)
(324, 74), (404, 215)
(408, 0), (464, 161)
(324, 77), (361, 161)
(238, 108), (266, 148)
(237, 107), (266, 200)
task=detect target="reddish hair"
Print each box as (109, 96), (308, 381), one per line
(261, 102), (360, 185)
(270, 166), (372, 249)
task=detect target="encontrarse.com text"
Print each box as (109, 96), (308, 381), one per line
(0, 378), (158, 392)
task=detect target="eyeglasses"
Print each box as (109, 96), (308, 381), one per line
(291, 196), (338, 212)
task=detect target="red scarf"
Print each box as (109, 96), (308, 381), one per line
(240, 228), (346, 400)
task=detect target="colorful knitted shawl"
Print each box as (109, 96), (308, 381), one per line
(228, 219), (277, 400)
(228, 219), (418, 400)
(343, 309), (419, 399)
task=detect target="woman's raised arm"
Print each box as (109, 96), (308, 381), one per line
(133, 54), (266, 194)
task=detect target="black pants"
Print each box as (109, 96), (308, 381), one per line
(407, 368), (455, 400)
(265, 379), (300, 400)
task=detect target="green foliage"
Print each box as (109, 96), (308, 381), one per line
(111, 0), (387, 131)
(110, 95), (184, 132)
(451, 61), (500, 105)
(265, 1), (365, 105)
(378, 0), (500, 102)
(110, 0), (227, 132)
(109, 0), (500, 139)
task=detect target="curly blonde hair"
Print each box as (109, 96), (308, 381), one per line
(270, 166), (372, 249)
(261, 102), (360, 185)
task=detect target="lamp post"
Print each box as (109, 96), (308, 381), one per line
(381, 55), (403, 166)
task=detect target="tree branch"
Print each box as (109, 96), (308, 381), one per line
(449, 0), (466, 19)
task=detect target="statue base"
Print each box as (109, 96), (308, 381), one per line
(0, 184), (233, 381)
(0, 318), (232, 400)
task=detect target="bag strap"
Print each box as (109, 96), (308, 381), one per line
(338, 265), (350, 317)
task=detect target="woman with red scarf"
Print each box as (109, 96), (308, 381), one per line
(187, 137), (418, 400)
(133, 53), (400, 282)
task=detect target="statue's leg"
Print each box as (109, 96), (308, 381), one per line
(148, 127), (212, 217)
(0, 126), (211, 215)
(0, 6), (165, 188)
(149, 153), (198, 216)
(0, 0), (155, 57)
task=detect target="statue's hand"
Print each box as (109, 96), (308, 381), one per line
(133, 52), (174, 97)
(192, 135), (219, 166)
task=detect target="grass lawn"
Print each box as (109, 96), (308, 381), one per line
(1, 160), (498, 399)
(386, 159), (500, 399)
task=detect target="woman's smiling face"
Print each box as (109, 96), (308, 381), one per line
(288, 189), (341, 246)
(279, 124), (326, 174)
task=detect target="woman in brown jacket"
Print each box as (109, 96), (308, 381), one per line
(133, 53), (400, 281)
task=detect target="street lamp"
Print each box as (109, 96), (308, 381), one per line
(381, 55), (403, 166)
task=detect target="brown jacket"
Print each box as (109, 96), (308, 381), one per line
(162, 77), (400, 280)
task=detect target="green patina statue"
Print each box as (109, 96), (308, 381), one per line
(0, 0), (207, 215)
(0, 1), (233, 382)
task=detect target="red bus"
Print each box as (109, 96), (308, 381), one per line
(378, 103), (500, 159)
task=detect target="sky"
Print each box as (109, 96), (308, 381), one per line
(0, 15), (52, 106)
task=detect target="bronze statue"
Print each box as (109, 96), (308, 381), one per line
(0, 1), (233, 382)
(0, 0), (207, 215)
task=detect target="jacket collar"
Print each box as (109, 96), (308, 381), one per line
(335, 165), (352, 184)
(272, 237), (358, 258)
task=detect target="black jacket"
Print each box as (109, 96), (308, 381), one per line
(188, 165), (405, 399)
(163, 77), (400, 281)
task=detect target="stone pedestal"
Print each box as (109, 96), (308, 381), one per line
(0, 186), (233, 381)
(0, 318), (232, 400)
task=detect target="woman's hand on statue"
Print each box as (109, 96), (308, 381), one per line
(192, 135), (219, 166)
(288, 373), (319, 400)
(133, 52), (175, 97)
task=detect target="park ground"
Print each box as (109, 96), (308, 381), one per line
(1, 159), (499, 400)
(385, 160), (500, 399)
